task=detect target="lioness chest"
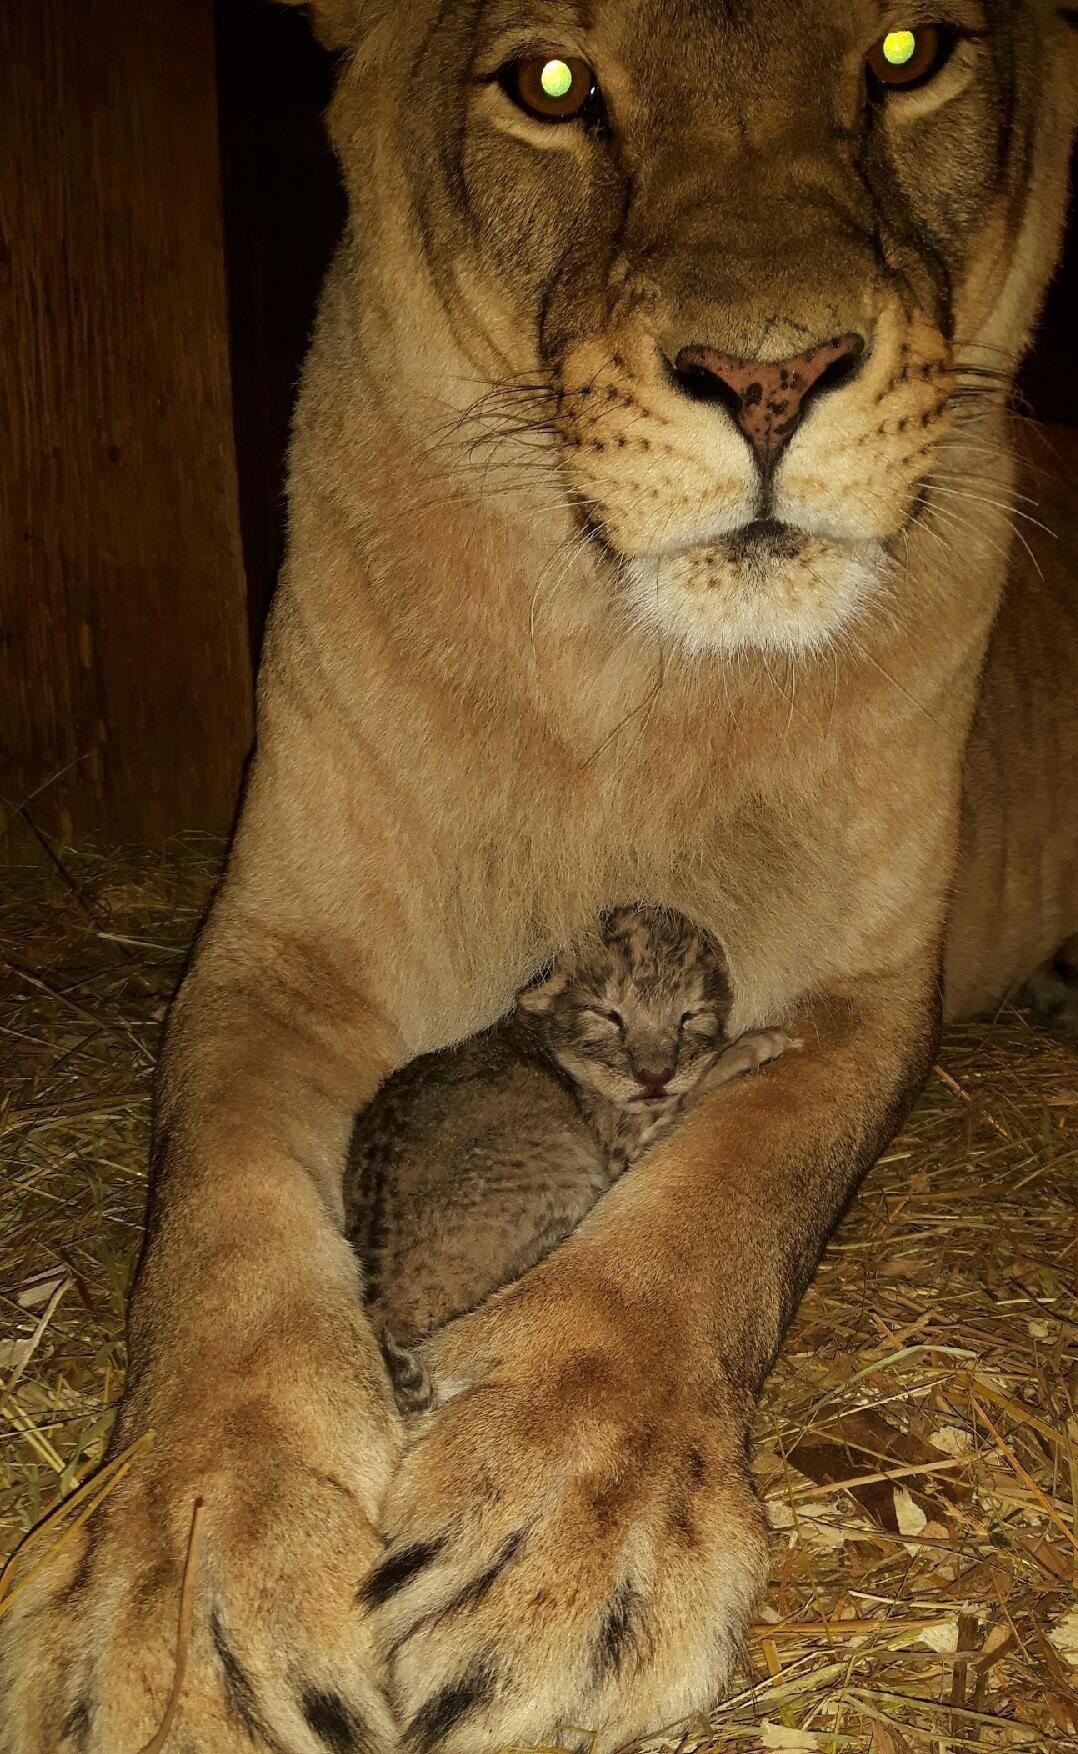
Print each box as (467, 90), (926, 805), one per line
(370, 653), (967, 1036)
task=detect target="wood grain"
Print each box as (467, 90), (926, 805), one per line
(0, 0), (253, 851)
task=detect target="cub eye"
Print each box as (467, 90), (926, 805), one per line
(866, 25), (953, 92)
(590, 1007), (623, 1028)
(503, 56), (599, 123)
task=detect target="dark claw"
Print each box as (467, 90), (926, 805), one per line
(359, 1537), (446, 1610)
(406, 1661), (497, 1753)
(211, 1612), (274, 1747)
(438, 1529), (525, 1616)
(303, 1688), (373, 1754)
(60, 1698), (93, 1753)
(593, 1580), (642, 1682)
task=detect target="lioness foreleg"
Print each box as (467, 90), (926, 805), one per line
(367, 960), (940, 1754)
(0, 824), (479, 1754)
(0, 911), (409, 1752)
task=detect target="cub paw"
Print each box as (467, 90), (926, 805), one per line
(710, 1027), (797, 1084)
(382, 1329), (437, 1417)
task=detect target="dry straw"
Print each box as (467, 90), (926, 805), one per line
(1, 841), (1075, 1751)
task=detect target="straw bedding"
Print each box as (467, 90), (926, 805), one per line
(1, 842), (1075, 1751)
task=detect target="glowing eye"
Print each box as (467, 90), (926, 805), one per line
(883, 29), (917, 65)
(866, 24), (951, 90)
(505, 55), (599, 122)
(541, 59), (574, 98)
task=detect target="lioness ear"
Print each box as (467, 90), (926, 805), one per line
(275, 0), (375, 52)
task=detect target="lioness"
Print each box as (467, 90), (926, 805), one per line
(2, 3), (1076, 1752)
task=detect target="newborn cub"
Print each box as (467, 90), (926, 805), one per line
(345, 907), (789, 1405)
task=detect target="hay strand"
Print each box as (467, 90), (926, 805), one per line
(132, 1496), (205, 1754)
(1, 841), (1076, 1752)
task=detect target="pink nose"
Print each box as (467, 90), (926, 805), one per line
(636, 1069), (673, 1098)
(672, 333), (865, 468)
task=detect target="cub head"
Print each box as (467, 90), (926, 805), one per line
(293, 0), (1078, 659)
(517, 905), (732, 1110)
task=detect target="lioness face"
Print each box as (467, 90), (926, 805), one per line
(332, 0), (1076, 658)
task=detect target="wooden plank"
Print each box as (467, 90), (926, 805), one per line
(0, 0), (253, 851)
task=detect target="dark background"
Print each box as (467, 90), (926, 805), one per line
(2, 0), (1075, 851)
(217, 0), (346, 658)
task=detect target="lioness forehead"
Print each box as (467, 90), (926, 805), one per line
(439, 0), (1021, 63)
(474, 0), (927, 51)
(395, 0), (1031, 228)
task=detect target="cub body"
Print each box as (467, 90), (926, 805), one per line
(346, 907), (787, 1366)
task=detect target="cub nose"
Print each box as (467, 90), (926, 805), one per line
(670, 332), (865, 469)
(636, 1068), (674, 1098)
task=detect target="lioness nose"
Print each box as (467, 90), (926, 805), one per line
(670, 333), (865, 469)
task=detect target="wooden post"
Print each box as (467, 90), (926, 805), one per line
(0, 0), (253, 851)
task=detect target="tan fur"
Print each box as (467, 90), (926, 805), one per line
(2, 3), (1076, 1751)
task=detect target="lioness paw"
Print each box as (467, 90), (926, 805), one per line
(364, 1288), (767, 1753)
(0, 1389), (401, 1754)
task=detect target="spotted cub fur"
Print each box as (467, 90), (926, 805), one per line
(345, 907), (790, 1408)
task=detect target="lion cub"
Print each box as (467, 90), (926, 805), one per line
(345, 907), (789, 1407)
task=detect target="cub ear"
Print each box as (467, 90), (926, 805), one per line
(275, 0), (378, 51)
(517, 969), (571, 1016)
(701, 927), (730, 976)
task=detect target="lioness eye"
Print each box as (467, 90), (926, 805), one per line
(504, 56), (598, 123)
(866, 25), (952, 91)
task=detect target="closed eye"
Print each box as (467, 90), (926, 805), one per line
(584, 1007), (624, 1028)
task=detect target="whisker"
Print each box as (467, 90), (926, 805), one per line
(927, 467), (1040, 509)
(921, 500), (1032, 580)
(924, 482), (1056, 539)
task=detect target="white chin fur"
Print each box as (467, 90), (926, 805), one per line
(621, 540), (885, 661)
